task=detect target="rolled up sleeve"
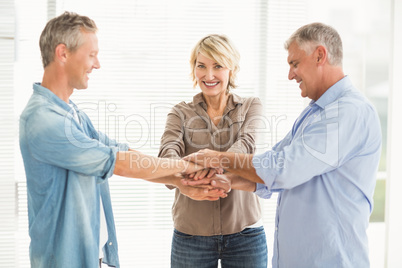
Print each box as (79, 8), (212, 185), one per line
(27, 108), (120, 179)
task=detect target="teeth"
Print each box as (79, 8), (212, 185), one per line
(205, 82), (218, 86)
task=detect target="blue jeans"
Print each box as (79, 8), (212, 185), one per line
(171, 226), (268, 268)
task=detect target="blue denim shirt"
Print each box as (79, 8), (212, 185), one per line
(253, 76), (382, 267)
(19, 83), (129, 268)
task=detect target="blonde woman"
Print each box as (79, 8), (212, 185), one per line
(159, 34), (267, 268)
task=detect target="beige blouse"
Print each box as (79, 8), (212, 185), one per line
(158, 92), (263, 236)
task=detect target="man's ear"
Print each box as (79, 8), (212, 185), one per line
(315, 45), (327, 65)
(54, 43), (68, 64)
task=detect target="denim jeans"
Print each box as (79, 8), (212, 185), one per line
(171, 226), (268, 268)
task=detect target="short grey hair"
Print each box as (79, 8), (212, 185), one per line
(39, 11), (98, 68)
(284, 22), (343, 66)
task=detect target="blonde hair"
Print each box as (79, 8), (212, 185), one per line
(284, 22), (343, 67)
(39, 11), (98, 68)
(190, 34), (240, 90)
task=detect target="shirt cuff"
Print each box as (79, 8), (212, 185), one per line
(254, 183), (272, 199)
(97, 146), (120, 183)
(252, 151), (277, 189)
(117, 143), (130, 152)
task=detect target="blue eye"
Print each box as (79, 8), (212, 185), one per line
(215, 65), (223, 69)
(197, 64), (205, 68)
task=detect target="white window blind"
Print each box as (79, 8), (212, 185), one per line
(11, 0), (307, 267)
(0, 0), (16, 267)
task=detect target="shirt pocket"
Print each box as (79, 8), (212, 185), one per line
(219, 115), (246, 148)
(227, 115), (245, 132)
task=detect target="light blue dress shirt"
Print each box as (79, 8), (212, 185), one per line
(19, 83), (129, 268)
(253, 76), (381, 268)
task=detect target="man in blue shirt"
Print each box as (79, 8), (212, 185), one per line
(183, 23), (382, 267)
(19, 12), (228, 268)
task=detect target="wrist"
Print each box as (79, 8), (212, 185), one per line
(179, 159), (190, 173)
(218, 152), (230, 170)
(163, 174), (179, 188)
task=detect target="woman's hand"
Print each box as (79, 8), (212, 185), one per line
(165, 173), (228, 201)
(187, 167), (224, 181)
(181, 173), (231, 193)
(178, 184), (228, 201)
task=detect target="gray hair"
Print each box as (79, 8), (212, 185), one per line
(284, 22), (343, 66)
(39, 11), (98, 68)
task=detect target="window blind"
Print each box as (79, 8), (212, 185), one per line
(0, 0), (16, 266)
(12, 0), (307, 267)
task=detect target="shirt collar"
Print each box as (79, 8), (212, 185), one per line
(33, 82), (75, 111)
(193, 92), (244, 110)
(312, 76), (352, 109)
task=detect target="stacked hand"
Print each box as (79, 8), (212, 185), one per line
(183, 149), (223, 169)
(181, 173), (231, 193)
(173, 149), (258, 199)
(176, 149), (232, 201)
(187, 167), (224, 180)
(174, 168), (230, 201)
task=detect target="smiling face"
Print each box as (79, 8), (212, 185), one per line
(287, 41), (322, 100)
(195, 53), (230, 98)
(65, 30), (100, 90)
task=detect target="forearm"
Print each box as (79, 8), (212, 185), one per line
(218, 152), (264, 184)
(225, 172), (256, 192)
(114, 151), (199, 179)
(143, 174), (181, 186)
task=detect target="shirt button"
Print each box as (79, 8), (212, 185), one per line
(109, 242), (113, 246)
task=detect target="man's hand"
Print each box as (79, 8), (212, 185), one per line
(182, 149), (223, 170)
(187, 168), (224, 180)
(183, 172), (258, 192)
(161, 173), (229, 201)
(183, 150), (263, 184)
(181, 173), (232, 193)
(181, 159), (205, 175)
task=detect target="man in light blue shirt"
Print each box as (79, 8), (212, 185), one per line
(183, 23), (382, 267)
(19, 12), (225, 268)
